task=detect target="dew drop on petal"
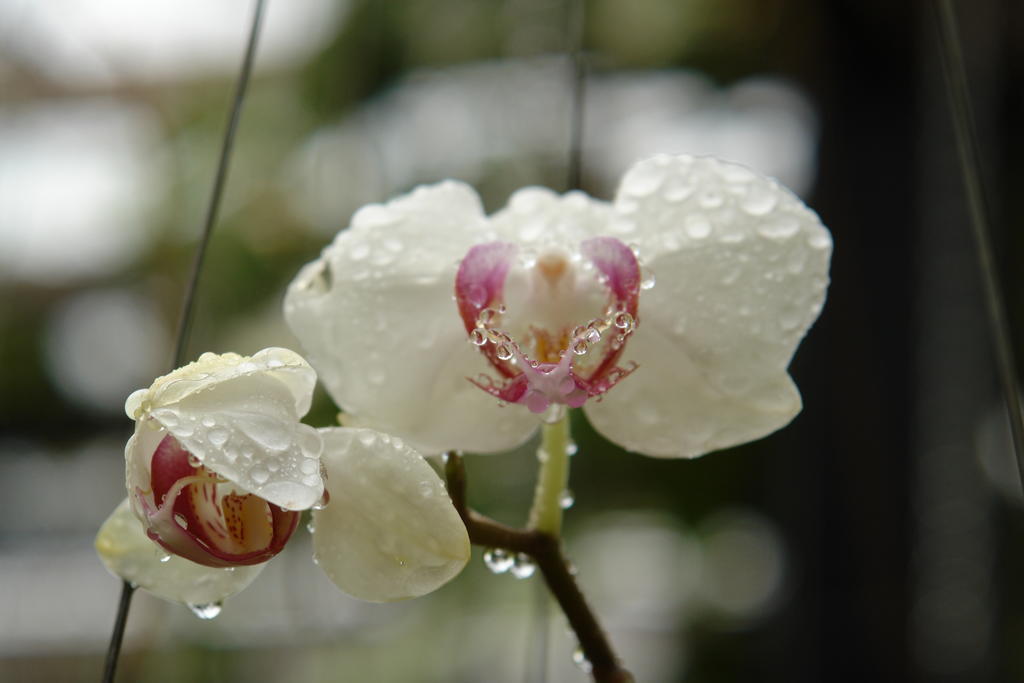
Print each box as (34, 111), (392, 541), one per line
(187, 454), (201, 468)
(469, 328), (487, 346)
(483, 548), (514, 574)
(572, 340), (588, 356)
(510, 553), (536, 579)
(698, 188), (724, 208)
(496, 343), (514, 361)
(188, 602), (223, 620)
(685, 215), (712, 239)
(757, 217), (800, 241)
(201, 416), (216, 428)
(250, 467), (270, 485)
(208, 428), (229, 448)
(306, 519), (316, 533)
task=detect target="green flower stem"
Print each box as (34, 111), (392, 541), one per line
(528, 415), (571, 536)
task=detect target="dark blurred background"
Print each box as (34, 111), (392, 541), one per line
(1, 0), (1023, 681)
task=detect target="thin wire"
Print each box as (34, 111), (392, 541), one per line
(565, 0), (586, 192)
(172, 0), (267, 368)
(932, 0), (1024, 490)
(101, 2), (267, 681)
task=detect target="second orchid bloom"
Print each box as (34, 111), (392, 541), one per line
(97, 348), (469, 609)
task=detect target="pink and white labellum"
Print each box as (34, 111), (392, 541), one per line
(134, 434), (299, 568)
(455, 237), (641, 415)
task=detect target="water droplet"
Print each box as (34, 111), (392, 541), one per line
(187, 454), (201, 468)
(478, 307), (499, 325)
(741, 185), (778, 216)
(757, 217), (800, 241)
(584, 327), (601, 343)
(483, 548), (514, 574)
(623, 162), (665, 197)
(349, 242), (370, 261)
(158, 553), (171, 563)
(496, 343), (514, 361)
(358, 431), (377, 447)
(159, 412), (179, 428)
(572, 340), (588, 355)
(267, 358), (285, 369)
(510, 553), (536, 579)
(469, 328), (487, 346)
(808, 231), (831, 250)
(640, 266), (656, 290)
(559, 490), (575, 509)
(614, 311), (634, 331)
(685, 215), (712, 239)
(208, 428), (228, 448)
(300, 459), (318, 475)
(250, 468), (270, 485)
(566, 440), (578, 456)
(306, 519), (316, 533)
(188, 602), (223, 620)
(572, 646), (593, 673)
(418, 481), (434, 498)
(201, 416), (216, 428)
(312, 490), (330, 510)
(698, 188), (724, 208)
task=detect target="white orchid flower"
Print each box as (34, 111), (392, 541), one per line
(285, 154), (831, 458)
(98, 347), (469, 604)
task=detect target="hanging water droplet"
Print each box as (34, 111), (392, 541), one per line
(566, 440), (578, 456)
(572, 340), (588, 355)
(478, 308), (498, 325)
(306, 519), (316, 533)
(640, 266), (656, 290)
(510, 553), (536, 579)
(158, 552), (171, 563)
(559, 489), (575, 509)
(572, 646), (593, 673)
(584, 326), (601, 343)
(483, 547), (514, 574)
(496, 343), (514, 361)
(188, 602), (223, 620)
(201, 416), (216, 428)
(469, 328), (487, 346)
(311, 490), (330, 511)
(614, 311), (634, 331)
(187, 454), (202, 468)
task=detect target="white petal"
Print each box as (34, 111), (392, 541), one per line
(158, 370), (324, 510)
(150, 348), (316, 417)
(95, 499), (264, 607)
(585, 327), (802, 456)
(311, 427), (469, 602)
(285, 181), (537, 454)
(587, 155), (830, 457)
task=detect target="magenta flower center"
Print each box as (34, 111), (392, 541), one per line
(454, 236), (642, 414)
(134, 434), (299, 568)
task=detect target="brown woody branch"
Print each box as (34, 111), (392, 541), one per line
(444, 453), (633, 683)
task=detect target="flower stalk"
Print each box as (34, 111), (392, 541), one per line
(528, 416), (572, 535)
(445, 453), (633, 683)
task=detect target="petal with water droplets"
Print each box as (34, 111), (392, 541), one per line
(285, 181), (536, 454)
(311, 427), (469, 602)
(586, 155), (830, 457)
(95, 499), (265, 607)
